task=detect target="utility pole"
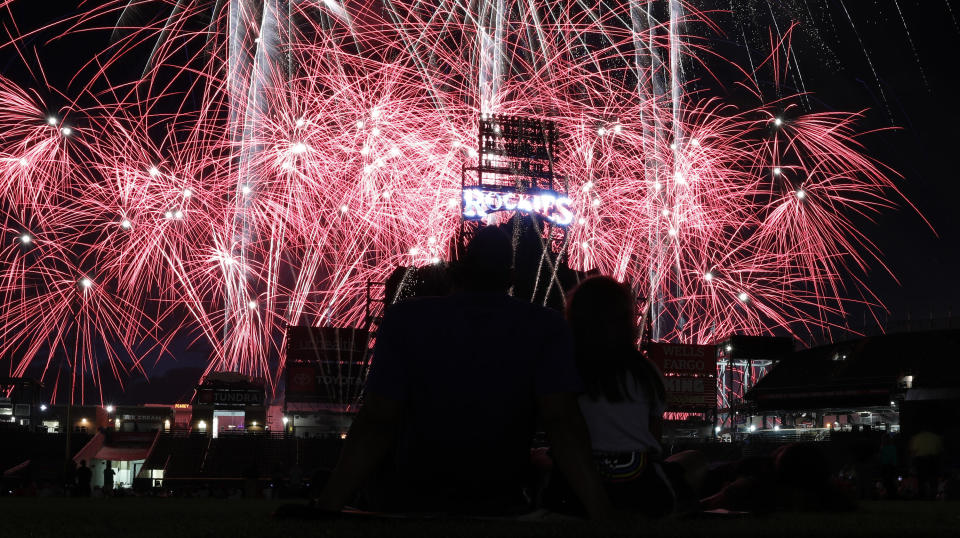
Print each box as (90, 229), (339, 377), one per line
(63, 277), (85, 490)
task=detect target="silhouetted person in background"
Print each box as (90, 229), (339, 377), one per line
(102, 461), (115, 498)
(879, 434), (899, 500)
(243, 462), (259, 498)
(910, 426), (945, 500)
(76, 460), (92, 497)
(64, 459), (77, 497)
(701, 443), (855, 513)
(288, 462), (304, 498)
(852, 434), (878, 500)
(315, 226), (610, 518)
(271, 463), (285, 499)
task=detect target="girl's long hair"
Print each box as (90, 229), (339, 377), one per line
(566, 276), (665, 404)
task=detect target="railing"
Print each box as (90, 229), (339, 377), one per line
(212, 430), (294, 440)
(743, 427), (833, 443)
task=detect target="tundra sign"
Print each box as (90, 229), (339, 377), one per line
(649, 343), (717, 410)
(196, 388), (265, 407)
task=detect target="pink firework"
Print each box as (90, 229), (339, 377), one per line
(0, 1), (913, 402)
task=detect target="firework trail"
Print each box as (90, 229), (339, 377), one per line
(0, 1), (918, 402)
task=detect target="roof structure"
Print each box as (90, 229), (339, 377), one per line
(746, 329), (960, 411)
(73, 431), (159, 463)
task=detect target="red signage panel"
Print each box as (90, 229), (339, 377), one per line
(649, 343), (717, 410)
(285, 327), (370, 404)
(286, 364), (319, 394)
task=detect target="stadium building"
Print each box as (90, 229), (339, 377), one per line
(744, 328), (960, 444)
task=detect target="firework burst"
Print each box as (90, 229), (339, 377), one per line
(0, 1), (913, 402)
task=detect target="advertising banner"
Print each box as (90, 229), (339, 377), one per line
(285, 327), (369, 403)
(649, 343), (717, 409)
(196, 388), (265, 407)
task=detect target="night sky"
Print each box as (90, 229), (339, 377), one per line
(784, 2), (960, 323)
(2, 1), (959, 403)
(701, 1), (960, 327)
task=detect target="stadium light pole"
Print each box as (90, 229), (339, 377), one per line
(63, 276), (89, 487)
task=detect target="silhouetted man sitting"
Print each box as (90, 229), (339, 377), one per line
(76, 460), (92, 497)
(316, 226), (610, 518)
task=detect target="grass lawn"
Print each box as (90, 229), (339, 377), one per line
(1, 498), (958, 538)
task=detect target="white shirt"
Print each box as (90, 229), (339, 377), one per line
(578, 373), (665, 454)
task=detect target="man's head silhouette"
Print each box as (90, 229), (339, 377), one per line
(457, 226), (513, 292)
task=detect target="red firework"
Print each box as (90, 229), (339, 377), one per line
(0, 1), (914, 402)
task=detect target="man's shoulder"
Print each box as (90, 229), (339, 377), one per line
(469, 293), (558, 314)
(385, 293), (566, 326)
(384, 295), (450, 317)
(507, 296), (567, 324)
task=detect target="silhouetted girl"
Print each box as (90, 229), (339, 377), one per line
(564, 275), (675, 516)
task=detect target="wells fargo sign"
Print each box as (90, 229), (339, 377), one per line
(649, 343), (717, 410)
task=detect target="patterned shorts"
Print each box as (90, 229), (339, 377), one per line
(593, 451), (650, 483)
